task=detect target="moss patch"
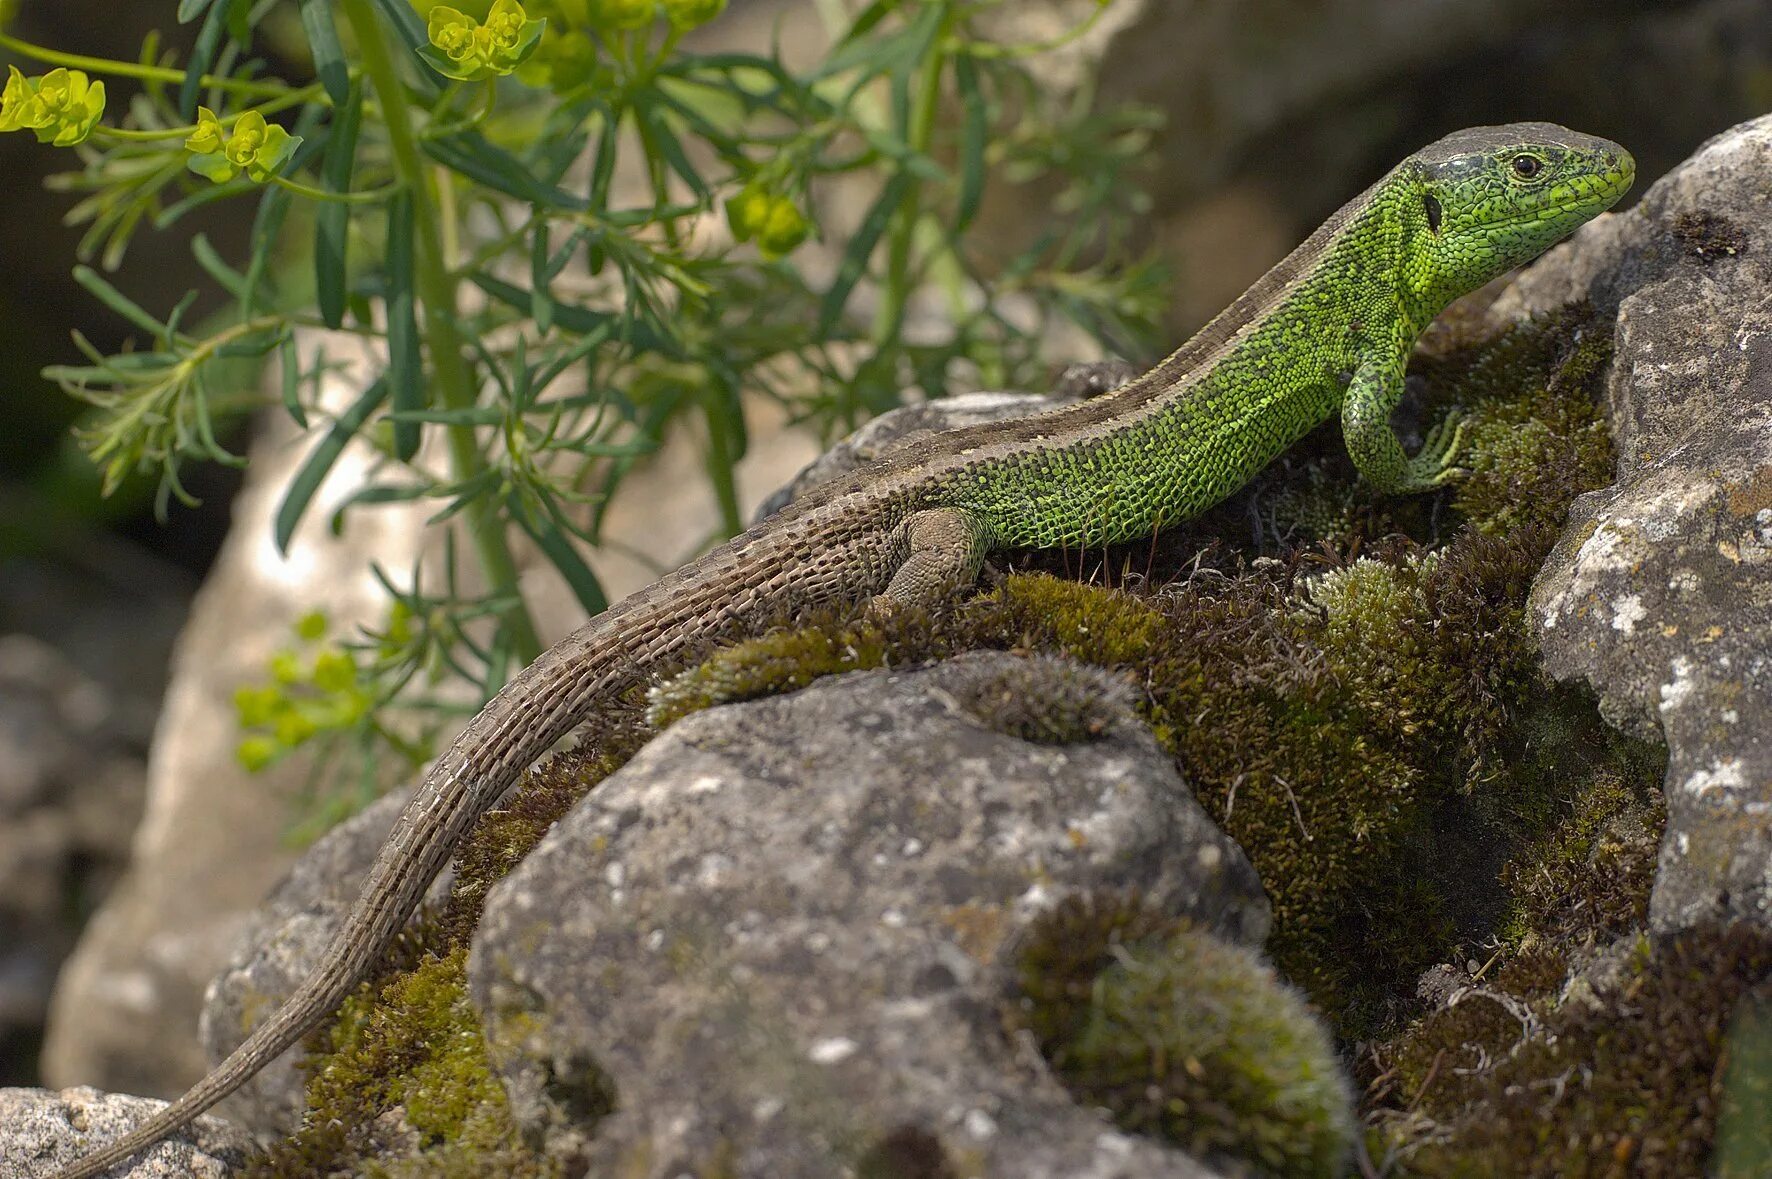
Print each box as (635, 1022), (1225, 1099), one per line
(1009, 893), (1354, 1178)
(248, 945), (556, 1178)
(267, 301), (1689, 1172)
(1372, 924), (1772, 1178)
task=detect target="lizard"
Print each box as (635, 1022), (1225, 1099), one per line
(51, 122), (1633, 1178)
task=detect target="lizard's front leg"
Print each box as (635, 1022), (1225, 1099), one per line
(1341, 351), (1468, 495)
(871, 507), (995, 614)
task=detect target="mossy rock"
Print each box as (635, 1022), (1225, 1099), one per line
(1010, 893), (1354, 1178)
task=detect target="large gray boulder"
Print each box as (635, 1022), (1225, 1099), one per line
(0, 1086), (252, 1178)
(1503, 115), (1772, 933)
(469, 653), (1267, 1178)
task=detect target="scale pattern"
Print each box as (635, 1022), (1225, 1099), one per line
(48, 123), (1633, 1179)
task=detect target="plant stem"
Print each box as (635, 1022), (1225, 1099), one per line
(870, 5), (952, 355)
(0, 32), (303, 98)
(273, 174), (400, 204)
(339, 0), (543, 667)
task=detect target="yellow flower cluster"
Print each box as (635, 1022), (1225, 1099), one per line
(0, 66), (104, 146)
(423, 0), (547, 81)
(185, 106), (302, 184)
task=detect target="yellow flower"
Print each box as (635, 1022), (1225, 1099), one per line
(186, 107), (301, 184)
(422, 0), (546, 81)
(0, 66), (105, 146)
(184, 105), (226, 154)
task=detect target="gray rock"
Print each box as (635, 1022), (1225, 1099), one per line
(1506, 116), (1772, 933)
(470, 652), (1264, 1178)
(0, 1086), (252, 1178)
(0, 636), (150, 1082)
(198, 785), (449, 1134)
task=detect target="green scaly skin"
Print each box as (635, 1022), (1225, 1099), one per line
(49, 122), (1631, 1179)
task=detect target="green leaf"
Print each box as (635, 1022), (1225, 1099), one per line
(371, 0), (446, 94)
(299, 0), (350, 106)
(818, 171), (911, 335)
(511, 493), (608, 616)
(274, 376), (390, 555)
(386, 405), (505, 426)
(177, 0), (219, 23)
(315, 82), (363, 330)
(385, 187), (422, 462)
(422, 132), (590, 211)
(179, 1), (228, 120)
(72, 266), (169, 338)
(588, 111), (618, 209)
(190, 233), (249, 300)
(279, 330), (307, 429)
(1716, 991), (1772, 1178)
(242, 181), (292, 317)
(529, 221), (554, 334)
(953, 51), (987, 232)
(224, 0), (253, 47)
(633, 97), (710, 200)
(471, 272), (678, 354)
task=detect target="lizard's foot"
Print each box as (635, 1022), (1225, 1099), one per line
(1402, 411), (1470, 490)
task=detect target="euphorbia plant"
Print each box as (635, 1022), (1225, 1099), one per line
(1, 0), (1163, 822)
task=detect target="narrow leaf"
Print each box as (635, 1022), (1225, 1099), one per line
(279, 331), (307, 428)
(633, 98), (710, 200)
(177, 0), (219, 23)
(512, 494), (608, 616)
(423, 132), (588, 211)
(370, 0), (446, 93)
(72, 266), (169, 338)
(299, 0), (350, 106)
(530, 220), (554, 334)
(385, 187), (422, 461)
(241, 182), (292, 317)
(178, 1), (227, 120)
(315, 81), (363, 329)
(274, 376), (390, 554)
(953, 52), (987, 232)
(818, 172), (911, 335)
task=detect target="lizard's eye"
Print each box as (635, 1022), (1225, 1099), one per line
(1511, 154), (1543, 179)
(1423, 192), (1442, 234)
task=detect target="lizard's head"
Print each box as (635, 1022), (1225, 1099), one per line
(1402, 122), (1634, 306)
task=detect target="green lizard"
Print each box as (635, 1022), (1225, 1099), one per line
(51, 122), (1632, 1178)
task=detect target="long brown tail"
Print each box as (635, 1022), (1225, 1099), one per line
(46, 564), (753, 1178)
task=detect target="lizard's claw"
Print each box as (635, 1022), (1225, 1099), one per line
(1409, 411), (1469, 486)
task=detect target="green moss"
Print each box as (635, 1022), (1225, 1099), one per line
(1497, 770), (1665, 952)
(1009, 893), (1354, 1178)
(1379, 924), (1772, 1178)
(1413, 302), (1616, 538)
(946, 654), (1133, 744)
(648, 618), (895, 729)
(249, 946), (557, 1178)
(271, 299), (1656, 1171)
(442, 743), (643, 947)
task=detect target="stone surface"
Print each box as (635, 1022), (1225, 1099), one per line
(0, 635), (155, 1085)
(471, 653), (1264, 1178)
(0, 1086), (252, 1178)
(1505, 116), (1772, 933)
(199, 785), (451, 1135)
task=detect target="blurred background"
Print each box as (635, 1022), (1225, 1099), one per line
(1, 0), (1768, 1099)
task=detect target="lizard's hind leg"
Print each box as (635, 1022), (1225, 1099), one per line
(871, 507), (994, 614)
